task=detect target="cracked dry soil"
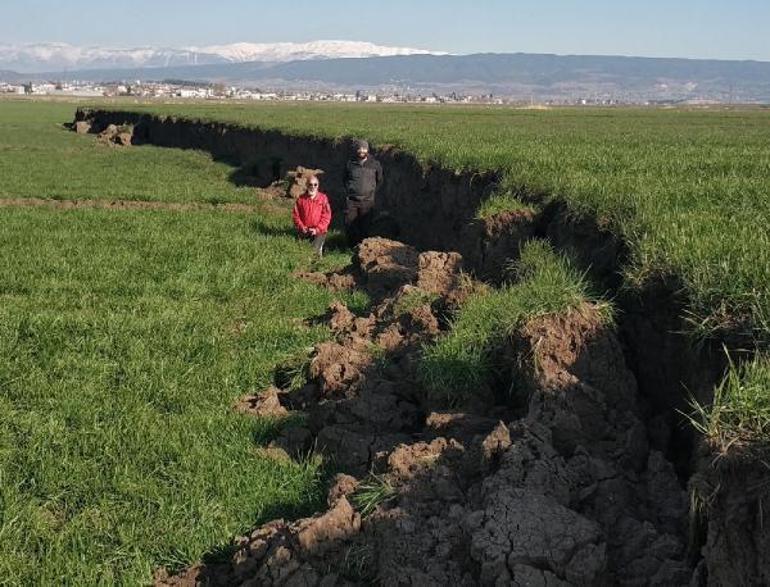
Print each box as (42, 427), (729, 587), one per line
(157, 236), (692, 587)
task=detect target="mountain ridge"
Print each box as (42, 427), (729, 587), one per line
(0, 40), (446, 73)
(4, 51), (769, 102)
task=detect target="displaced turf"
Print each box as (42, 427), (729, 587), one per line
(420, 240), (609, 402)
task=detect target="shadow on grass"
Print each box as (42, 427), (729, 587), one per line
(250, 217), (296, 239)
(249, 413), (308, 447)
(249, 218), (351, 254)
(175, 413), (329, 577)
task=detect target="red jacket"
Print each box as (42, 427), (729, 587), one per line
(292, 191), (332, 235)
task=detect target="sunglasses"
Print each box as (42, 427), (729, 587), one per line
(309, 183), (319, 186)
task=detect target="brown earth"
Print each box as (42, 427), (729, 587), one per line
(96, 123), (134, 146)
(157, 238), (693, 586)
(461, 209), (537, 282)
(285, 166), (326, 199)
(74, 120), (91, 134)
(234, 386), (289, 419)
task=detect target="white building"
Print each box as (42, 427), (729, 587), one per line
(0, 84), (25, 95)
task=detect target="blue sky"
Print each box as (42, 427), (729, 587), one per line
(3, 0), (768, 61)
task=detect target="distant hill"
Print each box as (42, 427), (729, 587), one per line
(0, 41), (445, 73)
(0, 70), (23, 83)
(220, 53), (770, 101)
(4, 52), (770, 102)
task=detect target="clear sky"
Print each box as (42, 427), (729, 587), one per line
(2, 0), (768, 61)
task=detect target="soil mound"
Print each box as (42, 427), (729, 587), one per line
(353, 237), (420, 297)
(234, 386), (289, 418)
(97, 123), (134, 146)
(74, 120), (91, 134)
(286, 166), (325, 199)
(159, 237), (692, 586)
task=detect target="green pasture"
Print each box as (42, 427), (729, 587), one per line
(0, 100), (363, 584)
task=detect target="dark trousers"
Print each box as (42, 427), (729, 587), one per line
(298, 232), (326, 256)
(344, 197), (375, 246)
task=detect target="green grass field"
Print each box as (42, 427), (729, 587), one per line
(1, 97), (769, 582)
(0, 100), (364, 584)
(0, 101), (258, 204)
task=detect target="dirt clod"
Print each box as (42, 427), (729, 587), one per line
(235, 386), (289, 418)
(354, 237), (420, 296)
(416, 251), (463, 296)
(285, 166), (325, 199)
(295, 270), (357, 293)
(74, 120), (91, 134)
(97, 123), (134, 146)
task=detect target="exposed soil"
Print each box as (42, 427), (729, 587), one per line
(157, 238), (693, 586)
(689, 451), (770, 585)
(74, 120), (91, 134)
(285, 166), (326, 199)
(96, 123), (134, 147)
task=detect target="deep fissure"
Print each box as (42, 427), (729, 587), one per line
(73, 108), (765, 585)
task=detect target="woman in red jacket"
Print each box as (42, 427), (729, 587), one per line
(291, 175), (332, 256)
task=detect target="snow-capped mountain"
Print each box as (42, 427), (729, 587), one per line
(0, 41), (446, 73)
(192, 41), (444, 63)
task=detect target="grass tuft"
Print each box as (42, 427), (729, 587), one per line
(685, 353), (770, 456)
(475, 191), (536, 220)
(391, 288), (440, 317)
(349, 475), (397, 518)
(419, 240), (610, 402)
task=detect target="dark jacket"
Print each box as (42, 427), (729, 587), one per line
(344, 156), (383, 202)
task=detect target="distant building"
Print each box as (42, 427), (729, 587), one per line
(0, 84), (25, 95)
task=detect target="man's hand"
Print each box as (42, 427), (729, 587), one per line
(308, 227), (317, 236)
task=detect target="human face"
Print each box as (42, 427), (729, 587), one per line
(307, 177), (319, 195)
(357, 147), (368, 160)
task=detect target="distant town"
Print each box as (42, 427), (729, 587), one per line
(0, 79), (728, 107)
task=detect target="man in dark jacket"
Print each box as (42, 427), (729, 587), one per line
(343, 139), (383, 245)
